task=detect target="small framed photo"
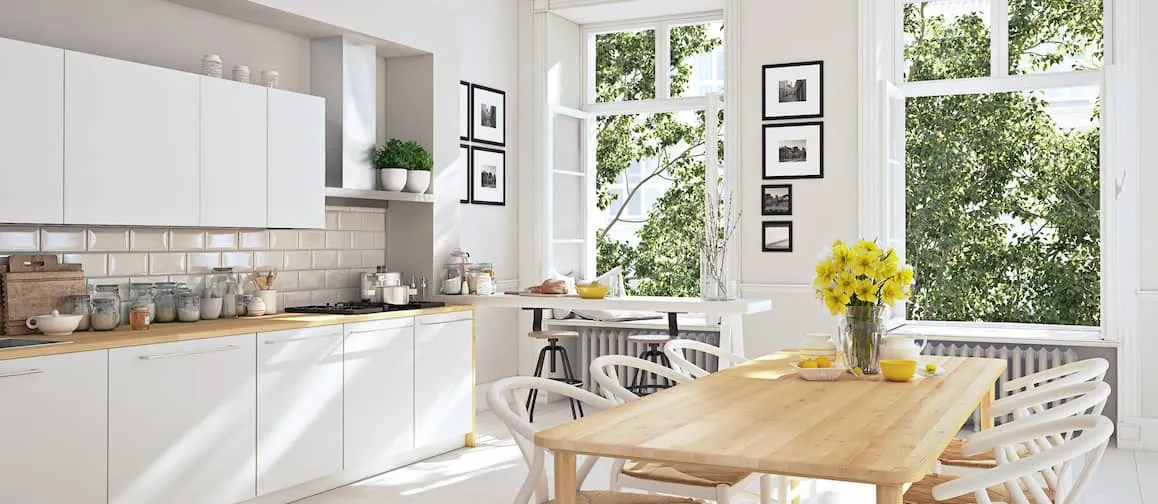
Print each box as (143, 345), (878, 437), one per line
(470, 83), (506, 146)
(470, 146), (506, 206)
(459, 81), (471, 141)
(762, 221), (794, 253)
(761, 184), (792, 216)
(460, 144), (471, 204)
(763, 122), (823, 180)
(762, 61), (824, 120)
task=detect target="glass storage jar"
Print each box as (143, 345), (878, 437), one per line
(91, 298), (120, 331)
(466, 262), (495, 295)
(61, 294), (92, 331)
(153, 282), (179, 323)
(203, 268), (235, 319)
(177, 289), (201, 322)
(129, 282), (156, 323)
(441, 263), (465, 295)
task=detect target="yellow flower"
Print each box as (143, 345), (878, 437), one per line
(853, 279), (878, 303)
(880, 280), (903, 305)
(832, 243), (852, 268)
(874, 259), (900, 280)
(882, 248), (901, 264)
(834, 272), (857, 297)
(897, 265), (915, 285)
(849, 253), (875, 277)
(853, 239), (880, 256)
(823, 288), (851, 315)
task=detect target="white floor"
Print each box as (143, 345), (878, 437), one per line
(299, 402), (1158, 504)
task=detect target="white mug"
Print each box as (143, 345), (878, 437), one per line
(256, 290), (278, 314)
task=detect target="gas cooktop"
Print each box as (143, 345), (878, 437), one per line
(284, 301), (446, 315)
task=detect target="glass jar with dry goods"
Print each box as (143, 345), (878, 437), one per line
(91, 298), (120, 331)
(441, 263), (465, 295)
(466, 262), (495, 295)
(177, 289), (201, 323)
(129, 282), (156, 324)
(203, 268), (236, 319)
(61, 294), (92, 331)
(153, 282), (179, 323)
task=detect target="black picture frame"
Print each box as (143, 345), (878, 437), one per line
(459, 81), (472, 141)
(469, 146), (506, 206)
(762, 221), (794, 253)
(762, 121), (824, 180)
(470, 83), (506, 147)
(762, 60), (824, 120)
(761, 184), (793, 216)
(460, 143), (471, 204)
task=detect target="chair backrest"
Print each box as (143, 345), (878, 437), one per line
(487, 376), (618, 504)
(662, 339), (748, 378)
(933, 415), (1113, 504)
(589, 354), (691, 402)
(1002, 358), (1109, 415)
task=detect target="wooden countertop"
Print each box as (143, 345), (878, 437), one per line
(0, 305), (473, 361)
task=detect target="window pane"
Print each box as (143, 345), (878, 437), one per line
(1009, 0), (1103, 74)
(905, 87), (1100, 325)
(670, 22), (724, 97)
(904, 0), (992, 81)
(595, 29), (656, 102)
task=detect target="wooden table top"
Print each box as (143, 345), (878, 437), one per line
(536, 352), (1006, 486)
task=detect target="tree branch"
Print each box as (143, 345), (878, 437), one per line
(597, 141), (705, 240)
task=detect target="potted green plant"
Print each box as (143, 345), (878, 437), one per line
(371, 139), (408, 191)
(400, 141), (434, 193)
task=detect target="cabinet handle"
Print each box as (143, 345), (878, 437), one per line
(264, 333), (340, 344)
(0, 369), (44, 379)
(138, 345), (240, 360)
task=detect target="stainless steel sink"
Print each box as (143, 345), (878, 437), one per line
(0, 338), (70, 349)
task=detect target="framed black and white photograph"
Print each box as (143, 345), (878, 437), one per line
(763, 122), (823, 180)
(470, 146), (506, 206)
(459, 81), (471, 141)
(761, 184), (792, 216)
(762, 61), (824, 120)
(470, 83), (506, 146)
(762, 221), (794, 253)
(460, 144), (471, 204)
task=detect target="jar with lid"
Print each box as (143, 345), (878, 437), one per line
(61, 294), (92, 331)
(129, 283), (156, 323)
(467, 262), (496, 295)
(91, 284), (121, 329)
(203, 268), (235, 319)
(177, 289), (201, 322)
(442, 263), (465, 295)
(153, 282), (179, 323)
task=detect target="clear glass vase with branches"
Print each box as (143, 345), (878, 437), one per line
(699, 189), (740, 300)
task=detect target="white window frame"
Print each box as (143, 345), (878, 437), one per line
(859, 0), (1138, 344)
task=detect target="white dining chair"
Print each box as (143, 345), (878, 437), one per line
(486, 376), (699, 504)
(589, 355), (810, 504)
(906, 414), (1114, 504)
(662, 339), (749, 378)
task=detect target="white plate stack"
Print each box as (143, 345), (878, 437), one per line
(232, 65), (251, 83)
(799, 332), (839, 361)
(201, 54), (222, 78)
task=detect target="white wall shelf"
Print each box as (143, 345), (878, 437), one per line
(325, 187), (435, 203)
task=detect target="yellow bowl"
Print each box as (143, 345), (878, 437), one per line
(880, 359), (918, 382)
(576, 283), (610, 299)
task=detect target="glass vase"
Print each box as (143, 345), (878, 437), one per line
(839, 305), (885, 374)
(701, 276), (738, 301)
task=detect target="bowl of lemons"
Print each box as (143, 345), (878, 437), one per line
(576, 281), (610, 299)
(790, 356), (847, 381)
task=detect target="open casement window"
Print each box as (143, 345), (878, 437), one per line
(547, 107), (597, 281)
(881, 80), (907, 325)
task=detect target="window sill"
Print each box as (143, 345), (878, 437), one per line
(889, 321), (1116, 348)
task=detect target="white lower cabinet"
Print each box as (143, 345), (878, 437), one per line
(108, 334), (257, 504)
(414, 311), (474, 448)
(257, 326), (344, 496)
(344, 318), (416, 469)
(0, 351), (107, 504)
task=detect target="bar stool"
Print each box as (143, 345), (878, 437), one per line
(525, 330), (584, 422)
(627, 334), (674, 395)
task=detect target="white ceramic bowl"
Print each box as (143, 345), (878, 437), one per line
(26, 310), (83, 336)
(790, 363), (848, 382)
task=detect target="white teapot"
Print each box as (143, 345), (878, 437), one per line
(880, 334), (927, 361)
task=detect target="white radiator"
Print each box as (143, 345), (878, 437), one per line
(567, 326), (719, 394)
(923, 342), (1079, 426)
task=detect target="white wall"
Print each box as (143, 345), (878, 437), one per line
(1135, 0), (1158, 429)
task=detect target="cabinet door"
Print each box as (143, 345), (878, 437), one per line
(0, 351), (107, 504)
(64, 51), (200, 226)
(201, 77), (268, 227)
(257, 326), (343, 495)
(344, 318), (415, 469)
(267, 89), (325, 229)
(414, 311), (474, 448)
(0, 38), (64, 224)
(109, 335), (257, 504)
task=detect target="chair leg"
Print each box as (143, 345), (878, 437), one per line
(525, 344), (550, 423)
(715, 484), (731, 503)
(759, 475), (772, 504)
(557, 345), (585, 419)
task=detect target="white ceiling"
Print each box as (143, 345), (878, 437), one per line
(549, 0), (724, 25)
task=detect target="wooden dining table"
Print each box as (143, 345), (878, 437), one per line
(535, 352), (1007, 504)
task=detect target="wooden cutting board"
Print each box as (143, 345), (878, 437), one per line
(1, 255), (86, 336)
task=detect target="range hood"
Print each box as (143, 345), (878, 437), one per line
(311, 36), (377, 191)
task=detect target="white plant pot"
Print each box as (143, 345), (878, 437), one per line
(379, 168), (408, 191)
(404, 170), (431, 193)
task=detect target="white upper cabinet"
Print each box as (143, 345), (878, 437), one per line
(64, 51), (200, 226)
(0, 351), (107, 504)
(414, 311), (474, 448)
(344, 318), (416, 469)
(108, 335), (257, 504)
(267, 88), (326, 229)
(200, 77), (268, 227)
(0, 38), (64, 224)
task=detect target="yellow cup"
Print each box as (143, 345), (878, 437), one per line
(880, 359), (918, 382)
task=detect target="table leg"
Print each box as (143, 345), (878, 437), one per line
(719, 314), (745, 364)
(979, 385), (996, 431)
(667, 312), (680, 339)
(555, 451), (578, 504)
(531, 308), (545, 332)
(875, 484), (904, 504)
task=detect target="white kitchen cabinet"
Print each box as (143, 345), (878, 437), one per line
(267, 88), (325, 229)
(201, 77), (268, 227)
(344, 318), (416, 469)
(414, 311), (474, 448)
(0, 38), (64, 224)
(109, 335), (257, 504)
(0, 351), (107, 504)
(257, 325), (343, 495)
(64, 51), (200, 226)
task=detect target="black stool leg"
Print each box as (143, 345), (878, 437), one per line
(557, 345), (585, 419)
(525, 344), (550, 423)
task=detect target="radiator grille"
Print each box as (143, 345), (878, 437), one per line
(568, 326), (719, 393)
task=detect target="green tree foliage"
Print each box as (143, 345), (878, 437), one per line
(594, 25), (721, 296)
(904, 1), (1102, 325)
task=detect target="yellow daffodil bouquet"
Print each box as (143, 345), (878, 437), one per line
(814, 239), (914, 316)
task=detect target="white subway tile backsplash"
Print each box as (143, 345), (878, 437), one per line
(338, 212), (362, 231)
(108, 253), (148, 276)
(170, 230), (205, 250)
(352, 231), (376, 250)
(62, 253), (107, 277)
(253, 251), (283, 270)
(325, 231), (351, 250)
(0, 227), (41, 251)
(269, 230), (298, 250)
(206, 230), (238, 250)
(283, 251), (312, 271)
(325, 270), (347, 289)
(274, 271), (299, 291)
(362, 250), (385, 268)
(187, 252), (221, 273)
(298, 270), (325, 290)
(312, 250), (339, 269)
(221, 252), (254, 271)
(149, 253), (187, 275)
(283, 291), (311, 308)
(362, 212), (386, 232)
(87, 228), (130, 251)
(338, 251), (362, 268)
(299, 230), (325, 249)
(130, 229), (168, 251)
(311, 289), (342, 305)
(325, 211), (339, 230)
(41, 227), (86, 251)
(239, 230), (269, 250)
(374, 233), (386, 249)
